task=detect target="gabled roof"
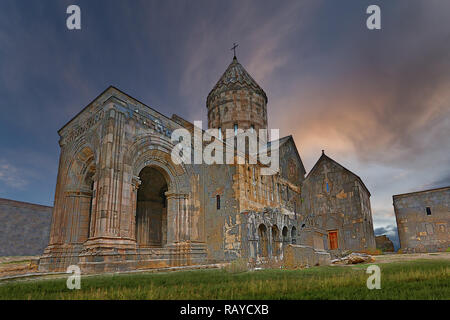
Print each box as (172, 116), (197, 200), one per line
(259, 135), (306, 175)
(305, 151), (371, 196)
(206, 57), (267, 106)
(58, 85), (177, 134)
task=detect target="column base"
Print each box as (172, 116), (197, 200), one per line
(39, 241), (208, 274)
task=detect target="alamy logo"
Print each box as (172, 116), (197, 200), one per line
(170, 121), (280, 175)
(66, 265), (81, 290)
(366, 5), (381, 30)
(366, 265), (381, 289)
(66, 5), (81, 30)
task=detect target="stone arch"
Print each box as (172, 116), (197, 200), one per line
(61, 145), (97, 244)
(258, 224), (268, 258)
(291, 226), (297, 244)
(127, 134), (188, 193)
(127, 134), (191, 245)
(282, 226), (289, 243)
(271, 225), (280, 257)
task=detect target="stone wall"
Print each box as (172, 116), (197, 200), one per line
(283, 245), (331, 268)
(0, 198), (52, 256)
(394, 186), (450, 253)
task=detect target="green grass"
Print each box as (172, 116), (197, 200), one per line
(0, 259), (448, 300)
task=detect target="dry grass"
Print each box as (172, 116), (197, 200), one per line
(0, 259), (448, 300)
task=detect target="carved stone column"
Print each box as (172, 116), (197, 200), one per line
(130, 175), (141, 241)
(166, 192), (189, 244)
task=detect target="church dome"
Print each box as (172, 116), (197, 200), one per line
(206, 56), (269, 142)
(206, 57), (268, 106)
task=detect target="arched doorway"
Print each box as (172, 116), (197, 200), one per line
(136, 166), (168, 247)
(258, 224), (268, 258)
(282, 226), (288, 244)
(271, 225), (280, 257)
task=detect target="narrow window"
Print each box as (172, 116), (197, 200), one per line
(271, 177), (274, 201)
(326, 182), (330, 193)
(216, 195), (221, 210)
(218, 127), (222, 140)
(250, 124), (255, 133)
(294, 201), (297, 220)
(426, 207), (431, 215)
(234, 123), (238, 136)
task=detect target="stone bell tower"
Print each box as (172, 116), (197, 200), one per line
(206, 48), (268, 142)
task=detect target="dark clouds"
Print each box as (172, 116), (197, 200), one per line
(0, 0), (448, 230)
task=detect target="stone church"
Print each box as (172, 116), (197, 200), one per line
(40, 55), (375, 272)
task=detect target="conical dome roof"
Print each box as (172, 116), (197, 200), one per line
(207, 57), (267, 106)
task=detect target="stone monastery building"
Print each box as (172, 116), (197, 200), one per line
(40, 55), (376, 272)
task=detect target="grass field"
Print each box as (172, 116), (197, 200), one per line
(0, 259), (448, 300)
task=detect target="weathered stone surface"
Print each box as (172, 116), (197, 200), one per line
(376, 235), (395, 252)
(283, 244), (331, 269)
(0, 198), (52, 256)
(393, 186), (450, 253)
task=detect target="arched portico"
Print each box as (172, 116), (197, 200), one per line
(130, 142), (191, 246)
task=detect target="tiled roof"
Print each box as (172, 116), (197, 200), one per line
(207, 57), (267, 105)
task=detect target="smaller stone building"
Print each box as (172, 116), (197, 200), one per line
(301, 152), (376, 253)
(393, 186), (450, 253)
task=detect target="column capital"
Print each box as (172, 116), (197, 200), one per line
(131, 175), (141, 191)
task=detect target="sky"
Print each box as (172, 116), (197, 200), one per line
(0, 0), (449, 247)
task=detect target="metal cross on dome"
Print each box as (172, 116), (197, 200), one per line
(231, 43), (238, 58)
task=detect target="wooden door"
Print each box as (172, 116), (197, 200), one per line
(328, 231), (338, 250)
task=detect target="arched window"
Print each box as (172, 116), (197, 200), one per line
(291, 226), (297, 244)
(258, 224), (268, 257)
(272, 225), (280, 257)
(234, 123), (238, 136)
(282, 226), (288, 243)
(216, 195), (220, 210)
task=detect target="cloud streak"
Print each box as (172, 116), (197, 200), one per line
(0, 159), (28, 189)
